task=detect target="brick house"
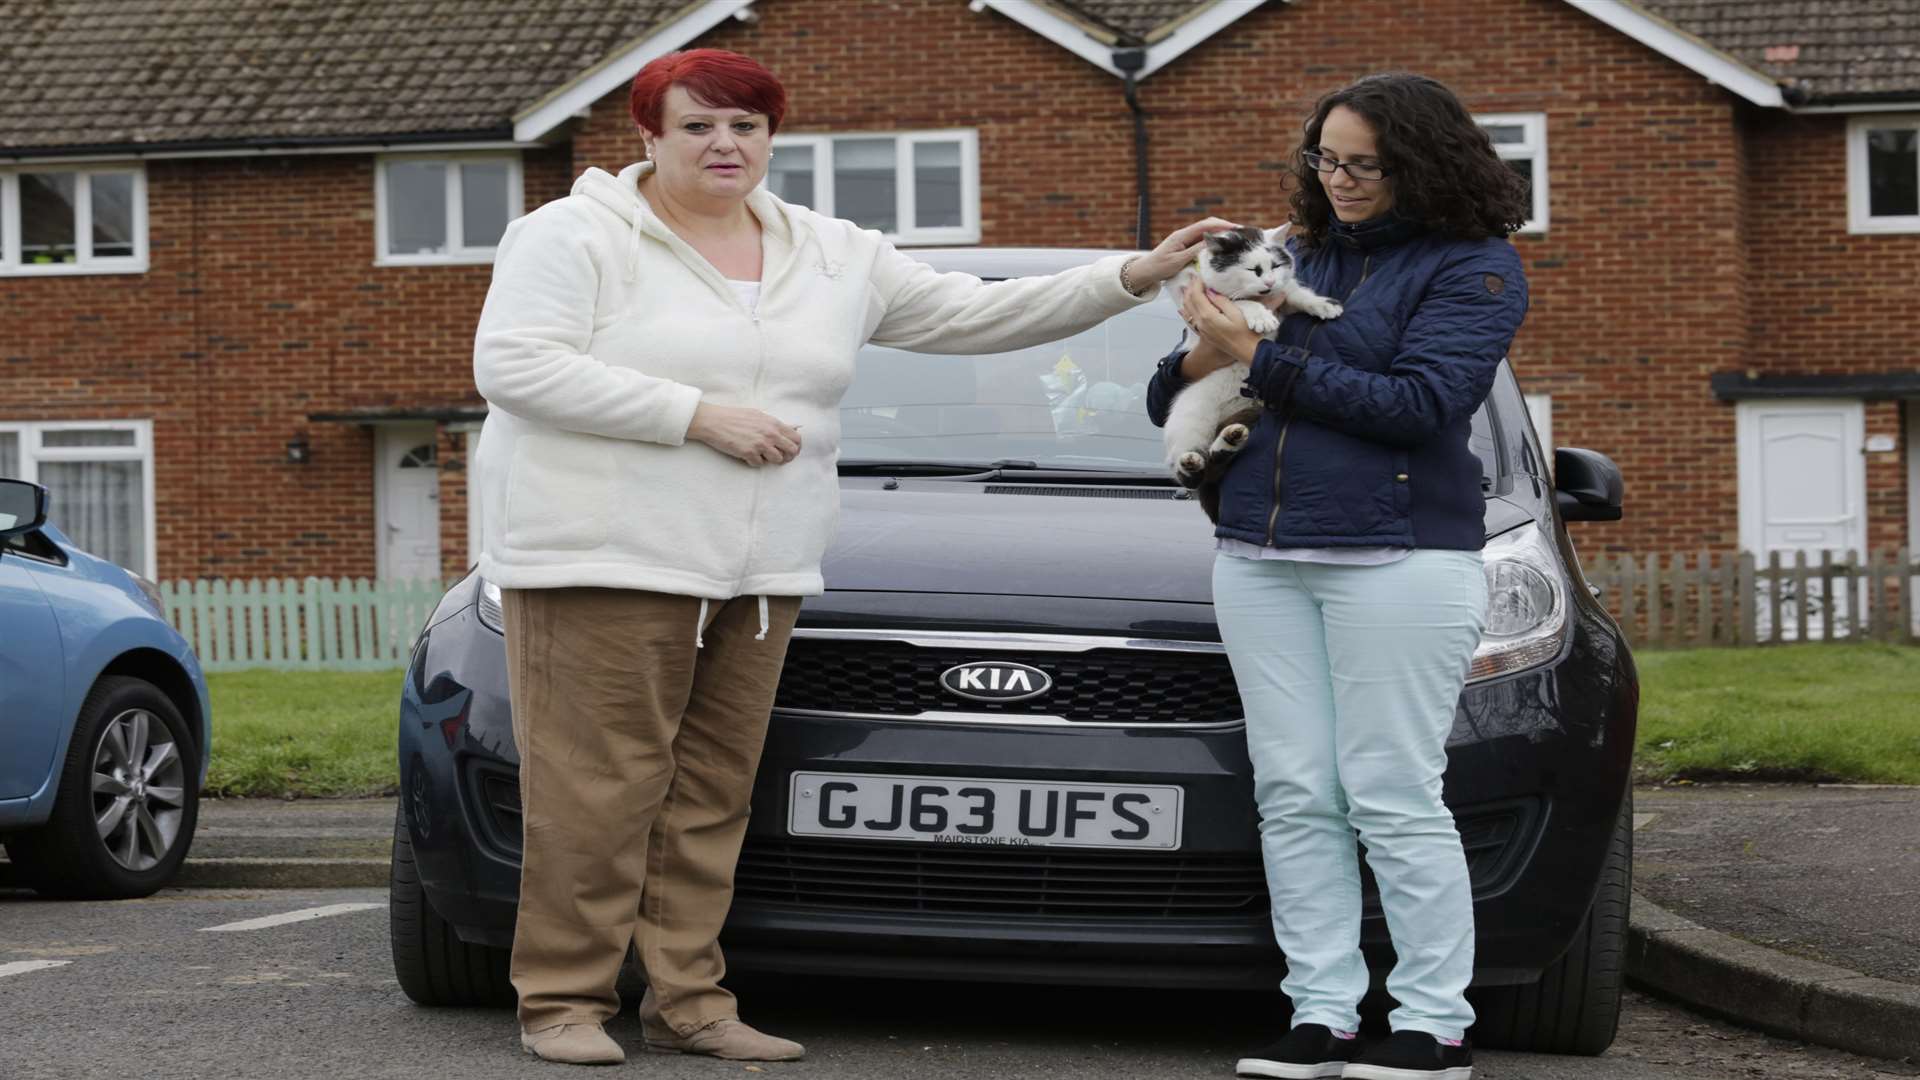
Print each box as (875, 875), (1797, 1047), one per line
(2, 0), (1916, 583)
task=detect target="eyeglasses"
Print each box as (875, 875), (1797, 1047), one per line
(1302, 149), (1390, 183)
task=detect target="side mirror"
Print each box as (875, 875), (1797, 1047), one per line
(0, 479), (50, 542)
(1553, 448), (1623, 522)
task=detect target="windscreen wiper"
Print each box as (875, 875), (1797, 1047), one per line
(838, 459), (1176, 484)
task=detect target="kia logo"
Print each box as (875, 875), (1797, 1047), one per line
(939, 661), (1053, 703)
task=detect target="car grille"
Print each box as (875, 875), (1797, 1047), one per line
(470, 772), (1537, 922)
(772, 637), (1242, 725)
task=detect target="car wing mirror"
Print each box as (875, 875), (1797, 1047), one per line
(1553, 448), (1623, 523)
(0, 479), (50, 545)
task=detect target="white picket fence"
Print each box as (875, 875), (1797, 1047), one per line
(163, 577), (449, 672)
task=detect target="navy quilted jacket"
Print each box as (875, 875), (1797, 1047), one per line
(1147, 213), (1529, 551)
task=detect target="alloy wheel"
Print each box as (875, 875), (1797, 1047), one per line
(89, 709), (186, 872)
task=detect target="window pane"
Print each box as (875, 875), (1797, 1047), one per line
(460, 161), (510, 249)
(21, 172), (78, 264)
(387, 161), (448, 254)
(91, 172), (136, 258)
(42, 428), (137, 448)
(767, 149), (815, 208)
(1867, 128), (1919, 218)
(834, 139), (897, 233)
(914, 141), (963, 229)
(0, 432), (18, 477)
(39, 459), (144, 572)
(1483, 124), (1527, 146)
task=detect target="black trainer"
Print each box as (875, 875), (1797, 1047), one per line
(1341, 1030), (1473, 1079)
(1233, 1023), (1359, 1079)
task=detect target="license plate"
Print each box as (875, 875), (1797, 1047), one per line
(787, 771), (1182, 850)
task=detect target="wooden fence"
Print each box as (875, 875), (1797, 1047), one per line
(162, 577), (450, 672)
(1581, 549), (1919, 647)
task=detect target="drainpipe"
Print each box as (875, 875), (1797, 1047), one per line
(1113, 47), (1151, 250)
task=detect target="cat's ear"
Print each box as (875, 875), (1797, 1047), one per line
(1262, 224), (1291, 247)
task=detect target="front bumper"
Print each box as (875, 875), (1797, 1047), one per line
(399, 597), (1634, 990)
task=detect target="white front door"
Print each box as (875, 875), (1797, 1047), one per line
(376, 424), (441, 583)
(1736, 400), (1867, 638)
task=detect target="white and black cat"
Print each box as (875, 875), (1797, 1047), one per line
(1161, 225), (1343, 519)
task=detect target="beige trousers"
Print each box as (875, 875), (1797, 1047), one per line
(502, 586), (801, 1035)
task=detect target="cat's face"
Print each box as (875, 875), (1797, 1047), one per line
(1198, 226), (1292, 301)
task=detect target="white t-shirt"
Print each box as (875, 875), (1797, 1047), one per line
(1215, 538), (1412, 566)
(727, 278), (761, 312)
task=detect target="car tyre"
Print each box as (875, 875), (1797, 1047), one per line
(390, 802), (516, 1008)
(1469, 792), (1631, 1055)
(4, 676), (199, 900)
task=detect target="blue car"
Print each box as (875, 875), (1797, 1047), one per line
(0, 477), (211, 899)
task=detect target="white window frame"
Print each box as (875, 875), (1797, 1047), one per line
(374, 152), (524, 266)
(768, 130), (981, 245)
(1847, 114), (1920, 235)
(0, 165), (149, 276)
(1477, 113), (1548, 234)
(0, 419), (157, 578)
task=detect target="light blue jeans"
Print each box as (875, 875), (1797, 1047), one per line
(1212, 550), (1487, 1040)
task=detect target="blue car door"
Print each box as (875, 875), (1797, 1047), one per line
(0, 557), (67, 800)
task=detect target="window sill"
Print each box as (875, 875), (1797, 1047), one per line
(1847, 217), (1920, 235)
(374, 252), (498, 267)
(0, 261), (149, 277)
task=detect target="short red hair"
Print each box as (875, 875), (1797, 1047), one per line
(629, 49), (788, 136)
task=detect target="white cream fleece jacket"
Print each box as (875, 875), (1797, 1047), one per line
(471, 161), (1157, 599)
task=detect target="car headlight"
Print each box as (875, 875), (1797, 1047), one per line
(477, 578), (505, 634)
(129, 571), (166, 616)
(1468, 522), (1570, 683)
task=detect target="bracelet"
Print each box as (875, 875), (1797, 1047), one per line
(1119, 257), (1146, 297)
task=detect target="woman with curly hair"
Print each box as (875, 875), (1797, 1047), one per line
(1146, 73), (1532, 1080)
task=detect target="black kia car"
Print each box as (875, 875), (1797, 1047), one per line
(391, 249), (1636, 1056)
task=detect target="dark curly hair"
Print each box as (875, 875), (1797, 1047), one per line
(1288, 73), (1532, 249)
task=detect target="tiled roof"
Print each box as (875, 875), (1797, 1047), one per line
(0, 0), (685, 152)
(1634, 0), (1920, 102)
(1050, 0), (1214, 43)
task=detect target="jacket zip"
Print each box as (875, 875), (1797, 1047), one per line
(739, 305), (770, 593)
(1265, 253), (1375, 545)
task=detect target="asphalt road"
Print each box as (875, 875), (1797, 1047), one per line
(1, 887), (1913, 1080)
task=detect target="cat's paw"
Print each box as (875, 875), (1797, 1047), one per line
(1216, 423), (1250, 450)
(1245, 308), (1282, 336)
(1304, 298), (1343, 320)
(1173, 451), (1207, 488)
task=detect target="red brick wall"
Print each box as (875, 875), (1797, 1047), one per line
(0, 149), (572, 579)
(3, 0), (1914, 582)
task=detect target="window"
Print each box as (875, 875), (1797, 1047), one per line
(375, 154), (523, 265)
(766, 131), (979, 245)
(1523, 393), (1553, 476)
(0, 166), (148, 275)
(1477, 114), (1548, 234)
(0, 421), (155, 577)
(1849, 115), (1920, 234)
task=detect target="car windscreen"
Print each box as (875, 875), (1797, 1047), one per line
(842, 299), (1502, 482)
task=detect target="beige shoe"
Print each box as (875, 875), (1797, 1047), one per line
(643, 1017), (805, 1061)
(519, 1022), (626, 1065)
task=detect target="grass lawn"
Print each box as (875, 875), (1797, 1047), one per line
(1633, 642), (1920, 785)
(198, 644), (1920, 797)
(204, 669), (405, 799)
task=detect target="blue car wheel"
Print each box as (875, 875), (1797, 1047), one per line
(4, 676), (201, 899)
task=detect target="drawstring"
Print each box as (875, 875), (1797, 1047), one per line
(693, 596), (770, 647)
(626, 210), (642, 282)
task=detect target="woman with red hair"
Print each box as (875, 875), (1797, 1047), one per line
(470, 47), (1227, 1066)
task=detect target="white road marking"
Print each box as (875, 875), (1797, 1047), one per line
(199, 902), (384, 933)
(0, 960), (73, 978)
